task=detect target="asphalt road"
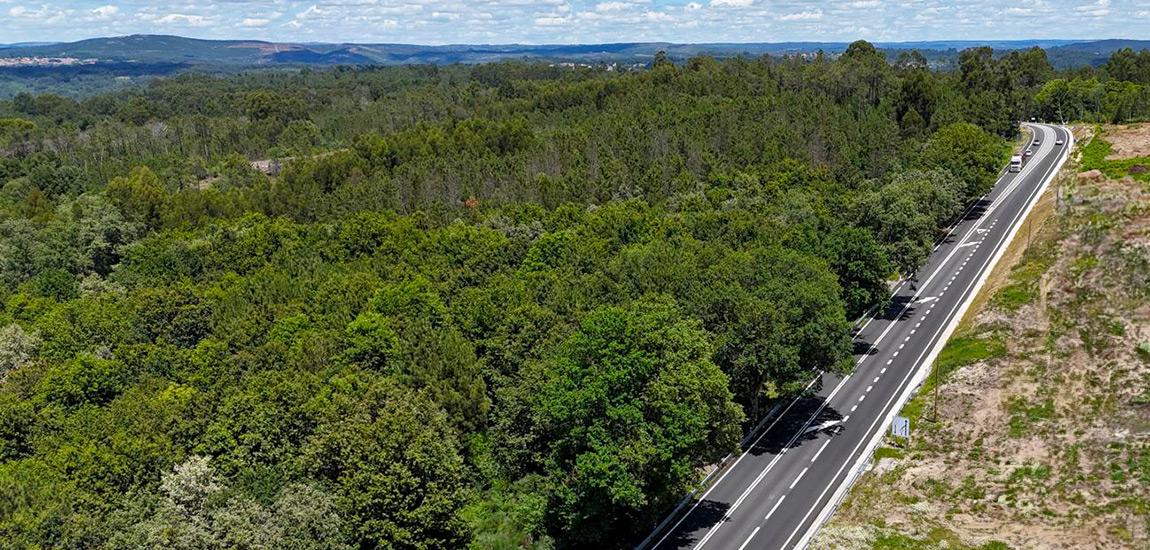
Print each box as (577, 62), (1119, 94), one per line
(646, 123), (1072, 550)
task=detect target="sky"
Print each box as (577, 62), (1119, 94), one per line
(0, 0), (1147, 45)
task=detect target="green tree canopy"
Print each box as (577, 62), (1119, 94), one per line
(511, 296), (742, 547)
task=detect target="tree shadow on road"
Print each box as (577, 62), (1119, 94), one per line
(649, 383), (848, 548)
(852, 295), (918, 356)
(936, 196), (992, 248)
(747, 396), (844, 457)
(649, 500), (731, 550)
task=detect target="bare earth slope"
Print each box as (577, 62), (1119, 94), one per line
(814, 124), (1150, 550)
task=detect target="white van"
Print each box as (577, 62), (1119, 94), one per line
(1009, 155), (1023, 173)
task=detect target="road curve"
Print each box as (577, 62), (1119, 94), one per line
(645, 123), (1072, 550)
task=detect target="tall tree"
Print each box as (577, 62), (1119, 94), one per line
(513, 296), (742, 547)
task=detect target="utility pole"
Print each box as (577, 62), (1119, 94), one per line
(931, 359), (939, 423)
(1056, 173), (1061, 213)
(1027, 216), (1033, 250)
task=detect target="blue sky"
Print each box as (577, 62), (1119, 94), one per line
(1, 0), (1146, 45)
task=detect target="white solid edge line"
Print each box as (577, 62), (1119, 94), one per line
(786, 125), (1062, 550)
(851, 165), (1002, 360)
(787, 124), (1071, 550)
(904, 129), (1055, 307)
(789, 123), (1067, 549)
(646, 373), (822, 550)
(644, 126), (1063, 550)
(692, 374), (853, 549)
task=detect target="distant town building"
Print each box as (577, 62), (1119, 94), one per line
(0, 56), (97, 67)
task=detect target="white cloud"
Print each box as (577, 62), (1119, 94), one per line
(644, 10), (675, 22)
(7, 4), (69, 23)
(534, 16), (570, 26)
(711, 0), (754, 7)
(777, 9), (823, 21)
(91, 5), (118, 17)
(0, 0), (1145, 47)
(1074, 0), (1109, 16)
(595, 2), (630, 12)
(154, 13), (210, 26)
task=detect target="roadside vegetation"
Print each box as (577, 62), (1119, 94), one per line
(0, 42), (1149, 548)
(817, 124), (1150, 549)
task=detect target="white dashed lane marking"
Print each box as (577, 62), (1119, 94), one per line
(737, 528), (760, 550)
(789, 467), (809, 490)
(763, 496), (786, 522)
(811, 440), (831, 463)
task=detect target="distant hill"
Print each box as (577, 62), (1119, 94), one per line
(2, 35), (280, 64)
(1045, 39), (1150, 68)
(0, 42), (57, 50)
(0, 34), (1120, 68)
(268, 48), (377, 65)
(1, 34), (1146, 71)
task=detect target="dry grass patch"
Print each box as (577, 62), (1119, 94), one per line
(1104, 123), (1150, 161)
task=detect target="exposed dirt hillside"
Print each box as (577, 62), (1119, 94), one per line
(815, 125), (1150, 550)
(1105, 124), (1150, 161)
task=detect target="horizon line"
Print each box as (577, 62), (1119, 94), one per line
(3, 33), (1143, 49)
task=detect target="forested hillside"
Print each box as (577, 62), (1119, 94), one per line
(0, 42), (1147, 549)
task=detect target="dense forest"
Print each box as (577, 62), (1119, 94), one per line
(0, 42), (1148, 549)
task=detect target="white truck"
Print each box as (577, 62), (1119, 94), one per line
(1009, 155), (1023, 173)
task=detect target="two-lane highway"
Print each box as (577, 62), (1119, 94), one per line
(646, 124), (1072, 550)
